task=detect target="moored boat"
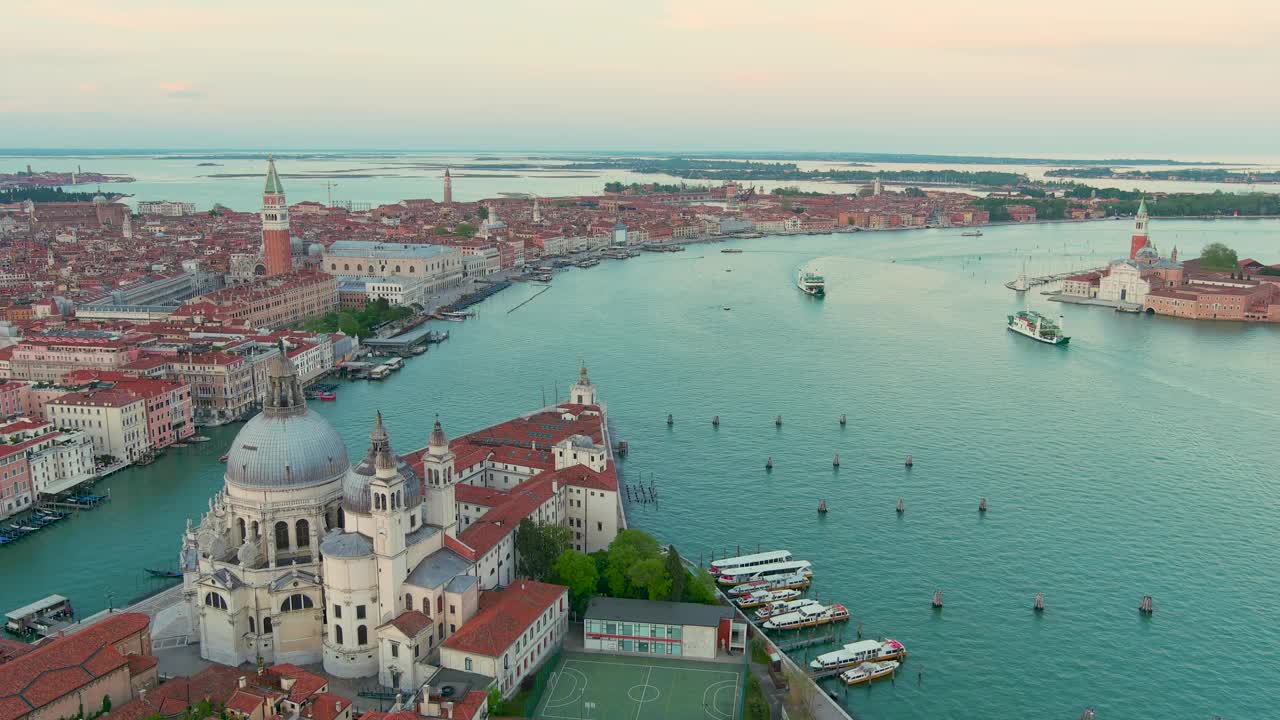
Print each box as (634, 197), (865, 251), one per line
(726, 572), (812, 596)
(839, 660), (900, 686)
(809, 639), (907, 672)
(721, 248), (744, 254)
(961, 230), (984, 237)
(797, 269), (825, 297)
(755, 598), (821, 621)
(1007, 310), (1070, 346)
(717, 559), (813, 586)
(710, 549), (792, 575)
(735, 588), (802, 609)
(761, 602), (849, 630)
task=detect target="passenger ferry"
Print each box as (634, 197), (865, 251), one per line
(369, 365), (392, 380)
(797, 269), (825, 297)
(761, 603), (849, 630)
(735, 588), (802, 609)
(385, 357), (405, 371)
(840, 661), (900, 686)
(1007, 310), (1070, 346)
(725, 572), (812, 597)
(809, 639), (907, 672)
(710, 550), (792, 576)
(716, 560), (813, 587)
(754, 598), (820, 622)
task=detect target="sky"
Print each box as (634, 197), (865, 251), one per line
(4, 0), (1280, 158)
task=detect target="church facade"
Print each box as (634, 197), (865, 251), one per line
(180, 356), (621, 696)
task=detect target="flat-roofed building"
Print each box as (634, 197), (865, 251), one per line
(582, 596), (746, 660)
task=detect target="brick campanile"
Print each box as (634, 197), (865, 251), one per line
(1129, 197), (1150, 259)
(261, 155), (292, 276)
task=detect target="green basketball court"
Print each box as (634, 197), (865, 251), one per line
(533, 651), (744, 720)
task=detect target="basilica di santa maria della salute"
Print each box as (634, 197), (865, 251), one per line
(178, 351), (623, 696)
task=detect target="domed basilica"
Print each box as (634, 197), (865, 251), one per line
(180, 354), (621, 695)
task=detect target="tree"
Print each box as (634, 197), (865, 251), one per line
(454, 222), (476, 237)
(902, 186), (925, 197)
(665, 546), (686, 601)
(514, 519), (573, 581)
(1200, 242), (1238, 271)
(628, 557), (672, 601)
(553, 550), (599, 611)
(605, 530), (661, 597)
(432, 225), (450, 235)
(486, 688), (502, 713)
(684, 566), (718, 605)
(477, 207), (489, 220)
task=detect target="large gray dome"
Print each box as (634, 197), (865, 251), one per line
(224, 342), (349, 491)
(225, 411), (349, 490)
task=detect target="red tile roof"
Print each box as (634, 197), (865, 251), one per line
(383, 610), (432, 637)
(0, 613), (149, 720)
(441, 581), (566, 657)
(265, 664), (327, 704)
(300, 693), (350, 720)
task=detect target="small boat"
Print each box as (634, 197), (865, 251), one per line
(797, 269), (826, 297)
(1007, 310), (1070, 346)
(723, 306), (732, 311)
(725, 572), (812, 596)
(840, 661), (900, 686)
(145, 568), (182, 579)
(762, 603), (849, 630)
(810, 639), (907, 672)
(755, 598), (821, 621)
(961, 230), (984, 237)
(721, 248), (744, 254)
(736, 588), (803, 609)
(818, 500), (828, 514)
(318, 391), (337, 401)
(219, 454), (228, 462)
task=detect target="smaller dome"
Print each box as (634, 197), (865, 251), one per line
(307, 243), (324, 257)
(1136, 244), (1159, 259)
(343, 412), (422, 513)
(92, 193), (107, 205)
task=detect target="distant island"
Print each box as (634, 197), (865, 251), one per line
(568, 157), (1028, 187)
(1046, 167), (1280, 184)
(0, 166), (134, 191)
(586, 151), (1225, 166)
(0, 187), (114, 204)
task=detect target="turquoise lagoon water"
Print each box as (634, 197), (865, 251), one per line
(2, 219), (1278, 719)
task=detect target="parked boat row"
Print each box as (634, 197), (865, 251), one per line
(0, 510), (69, 546)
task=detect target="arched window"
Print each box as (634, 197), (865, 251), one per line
(248, 616), (256, 634)
(275, 521), (290, 550)
(237, 518), (246, 543)
(357, 264), (363, 271)
(405, 593), (412, 611)
(330, 263), (336, 270)
(263, 617), (273, 634)
(280, 594), (314, 612)
(343, 264), (349, 271)
(251, 520), (259, 538)
(204, 592), (228, 610)
(335, 625), (343, 645)
(464, 657), (473, 671)
(296, 519), (310, 548)
(437, 596), (443, 613)
(337, 507), (345, 528)
(422, 597), (430, 614)
(357, 625), (368, 645)
(395, 265), (401, 273)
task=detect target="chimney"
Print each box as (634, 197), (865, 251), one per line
(443, 702), (453, 720)
(334, 701), (341, 714)
(238, 676), (247, 688)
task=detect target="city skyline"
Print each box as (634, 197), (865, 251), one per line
(6, 0), (1280, 156)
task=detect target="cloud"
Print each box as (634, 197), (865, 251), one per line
(159, 81), (205, 99)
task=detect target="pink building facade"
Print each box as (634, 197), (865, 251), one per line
(0, 442), (33, 520)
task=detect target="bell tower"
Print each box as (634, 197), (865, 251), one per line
(261, 154), (292, 276)
(1130, 197), (1150, 259)
(422, 417), (458, 537)
(571, 362), (597, 406)
(368, 412), (411, 622)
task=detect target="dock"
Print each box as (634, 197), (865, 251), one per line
(1006, 267), (1106, 291)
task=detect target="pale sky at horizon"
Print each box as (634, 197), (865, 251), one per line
(5, 0), (1279, 158)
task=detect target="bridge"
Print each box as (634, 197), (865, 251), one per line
(1006, 266), (1106, 291)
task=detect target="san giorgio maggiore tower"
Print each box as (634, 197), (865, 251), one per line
(261, 155), (292, 276)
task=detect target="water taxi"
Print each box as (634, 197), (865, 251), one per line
(840, 661), (900, 686)
(961, 230), (984, 237)
(1007, 310), (1070, 346)
(755, 598), (820, 621)
(716, 559), (813, 587)
(809, 639), (907, 672)
(711, 550), (792, 575)
(735, 588), (802, 609)
(762, 603), (849, 630)
(797, 269), (825, 297)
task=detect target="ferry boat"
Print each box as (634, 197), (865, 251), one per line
(716, 559), (813, 587)
(710, 550), (792, 575)
(735, 588), (802, 609)
(1007, 310), (1070, 346)
(840, 661), (900, 686)
(797, 269), (825, 297)
(961, 230), (984, 237)
(762, 603), (849, 630)
(755, 598), (821, 621)
(809, 639), (907, 672)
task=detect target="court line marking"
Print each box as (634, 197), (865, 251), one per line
(537, 658), (743, 720)
(633, 665), (654, 720)
(542, 667), (588, 709)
